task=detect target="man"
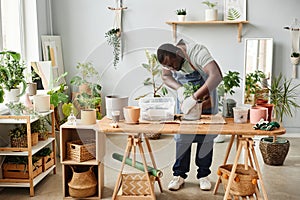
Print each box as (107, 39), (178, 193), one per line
(157, 39), (222, 191)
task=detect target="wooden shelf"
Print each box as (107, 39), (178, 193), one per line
(166, 20), (249, 43)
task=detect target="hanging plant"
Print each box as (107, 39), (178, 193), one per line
(105, 28), (121, 67)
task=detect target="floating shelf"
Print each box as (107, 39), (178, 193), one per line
(166, 20), (249, 43)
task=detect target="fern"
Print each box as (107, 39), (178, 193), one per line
(227, 8), (241, 20)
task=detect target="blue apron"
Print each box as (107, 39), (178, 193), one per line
(173, 69), (218, 143)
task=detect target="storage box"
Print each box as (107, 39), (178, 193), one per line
(42, 152), (55, 172)
(139, 97), (175, 121)
(121, 173), (155, 195)
(10, 132), (39, 148)
(2, 158), (42, 179)
(67, 140), (96, 162)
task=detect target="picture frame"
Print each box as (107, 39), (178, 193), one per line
(224, 0), (247, 21)
(41, 35), (66, 86)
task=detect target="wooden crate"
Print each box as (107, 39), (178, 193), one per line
(67, 140), (96, 162)
(2, 158), (43, 179)
(42, 152), (55, 172)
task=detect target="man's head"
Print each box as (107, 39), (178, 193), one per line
(157, 43), (185, 71)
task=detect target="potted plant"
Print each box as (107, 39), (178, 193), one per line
(105, 28), (121, 67)
(290, 52), (300, 78)
(5, 102), (26, 115)
(259, 73), (300, 166)
(0, 50), (27, 102)
(31, 117), (49, 141)
(175, 8), (187, 22)
(70, 62), (102, 123)
(182, 82), (202, 120)
(9, 124), (38, 147)
(25, 68), (39, 96)
(202, 1), (218, 21)
(218, 70), (241, 117)
(244, 70), (266, 105)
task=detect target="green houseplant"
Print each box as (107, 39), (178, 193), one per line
(259, 73), (300, 166)
(182, 82), (202, 120)
(31, 117), (49, 141)
(202, 1), (218, 21)
(0, 50), (27, 102)
(218, 70), (241, 117)
(244, 70), (266, 105)
(175, 8), (187, 22)
(71, 62), (102, 123)
(135, 50), (168, 100)
(9, 124), (38, 147)
(105, 28), (121, 67)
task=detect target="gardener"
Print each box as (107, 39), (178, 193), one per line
(157, 39), (222, 191)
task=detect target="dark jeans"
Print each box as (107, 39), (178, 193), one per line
(172, 140), (214, 179)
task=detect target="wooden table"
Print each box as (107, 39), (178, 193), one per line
(97, 116), (286, 200)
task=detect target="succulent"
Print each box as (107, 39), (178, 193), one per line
(176, 8), (187, 15)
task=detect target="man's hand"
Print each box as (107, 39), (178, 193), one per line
(177, 86), (185, 103)
(181, 96), (197, 114)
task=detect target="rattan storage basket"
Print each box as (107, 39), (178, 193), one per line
(68, 166), (97, 198)
(218, 164), (258, 196)
(67, 140), (95, 162)
(10, 132), (38, 147)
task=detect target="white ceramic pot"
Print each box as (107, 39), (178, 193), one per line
(33, 94), (50, 112)
(205, 9), (218, 21)
(5, 88), (21, 102)
(27, 83), (37, 96)
(184, 103), (202, 120)
(177, 15), (186, 22)
(105, 95), (128, 120)
(81, 109), (96, 125)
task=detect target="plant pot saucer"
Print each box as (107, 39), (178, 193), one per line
(124, 121), (139, 125)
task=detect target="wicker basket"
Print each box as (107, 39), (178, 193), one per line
(121, 173), (155, 195)
(10, 132), (38, 147)
(146, 133), (161, 140)
(68, 166), (97, 198)
(259, 137), (290, 166)
(218, 164), (258, 196)
(67, 140), (96, 162)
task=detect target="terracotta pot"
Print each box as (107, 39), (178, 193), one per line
(123, 106), (140, 124)
(259, 104), (274, 122)
(250, 106), (268, 124)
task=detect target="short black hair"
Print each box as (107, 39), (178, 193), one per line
(157, 43), (178, 64)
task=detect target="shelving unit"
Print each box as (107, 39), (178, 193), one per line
(60, 121), (105, 199)
(0, 111), (56, 197)
(166, 20), (249, 43)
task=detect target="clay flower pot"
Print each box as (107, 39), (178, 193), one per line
(123, 106), (140, 124)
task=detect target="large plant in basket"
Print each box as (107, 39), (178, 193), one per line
(259, 73), (300, 166)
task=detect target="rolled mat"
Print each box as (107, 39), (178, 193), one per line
(112, 153), (163, 178)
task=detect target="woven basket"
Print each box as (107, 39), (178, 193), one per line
(68, 166), (97, 198)
(121, 173), (155, 195)
(259, 137), (290, 166)
(218, 164), (258, 196)
(67, 140), (96, 162)
(146, 133), (161, 140)
(10, 132), (38, 147)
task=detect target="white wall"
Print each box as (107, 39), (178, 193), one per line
(49, 0), (300, 134)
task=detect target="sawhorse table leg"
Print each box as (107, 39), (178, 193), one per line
(214, 135), (269, 200)
(112, 133), (162, 200)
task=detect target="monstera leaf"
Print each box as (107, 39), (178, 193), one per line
(227, 8), (241, 20)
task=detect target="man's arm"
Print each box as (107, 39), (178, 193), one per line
(193, 60), (223, 100)
(162, 68), (182, 90)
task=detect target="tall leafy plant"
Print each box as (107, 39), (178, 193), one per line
(269, 73), (300, 122)
(135, 50), (168, 100)
(0, 51), (27, 98)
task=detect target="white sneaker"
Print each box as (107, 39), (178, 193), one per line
(199, 177), (211, 191)
(168, 176), (185, 191)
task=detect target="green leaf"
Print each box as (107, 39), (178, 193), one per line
(227, 8), (241, 20)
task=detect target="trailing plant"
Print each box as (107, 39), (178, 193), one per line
(202, 1), (217, 9)
(175, 8), (187, 15)
(105, 28), (121, 67)
(0, 50), (27, 97)
(5, 102), (26, 115)
(269, 73), (300, 122)
(36, 147), (52, 157)
(135, 50), (168, 100)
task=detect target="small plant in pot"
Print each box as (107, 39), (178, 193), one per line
(31, 117), (49, 141)
(0, 50), (27, 102)
(218, 70), (241, 117)
(202, 1), (218, 21)
(259, 73), (300, 166)
(175, 8), (187, 22)
(244, 70), (266, 105)
(182, 82), (202, 120)
(9, 124), (38, 147)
